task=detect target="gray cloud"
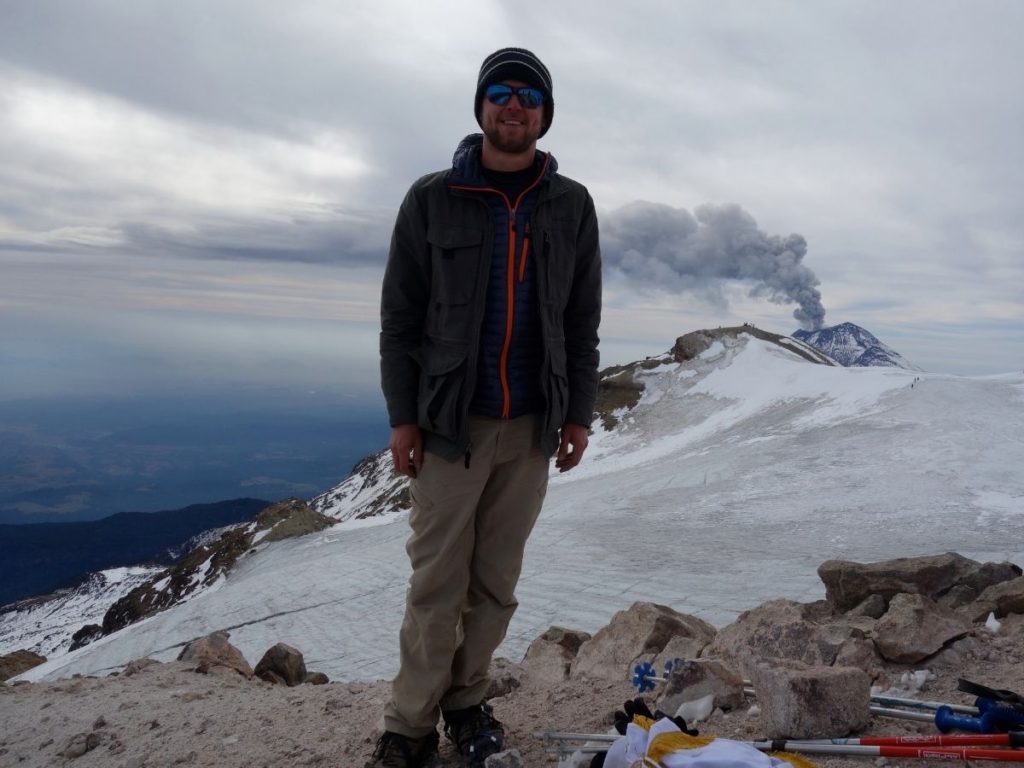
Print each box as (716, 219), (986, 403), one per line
(602, 201), (826, 330)
(117, 207), (393, 266)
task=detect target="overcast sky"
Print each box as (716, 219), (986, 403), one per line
(2, 0), (1023, 402)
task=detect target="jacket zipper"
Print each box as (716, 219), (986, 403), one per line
(448, 154), (551, 420)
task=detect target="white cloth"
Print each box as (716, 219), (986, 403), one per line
(601, 718), (793, 768)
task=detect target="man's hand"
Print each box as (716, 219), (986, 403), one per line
(390, 424), (423, 478)
(555, 423), (589, 473)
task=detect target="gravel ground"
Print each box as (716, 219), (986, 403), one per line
(2, 615), (1022, 768)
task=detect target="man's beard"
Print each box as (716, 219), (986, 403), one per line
(483, 122), (540, 154)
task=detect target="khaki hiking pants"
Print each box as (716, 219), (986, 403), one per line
(384, 413), (550, 737)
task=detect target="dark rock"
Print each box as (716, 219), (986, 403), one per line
(254, 643), (307, 686)
(69, 624), (104, 651)
(848, 594), (887, 619)
(818, 553), (1020, 613)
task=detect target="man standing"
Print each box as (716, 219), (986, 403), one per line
(373, 47), (601, 767)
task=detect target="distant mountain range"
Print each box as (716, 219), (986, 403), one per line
(0, 498), (270, 607)
(793, 322), (919, 369)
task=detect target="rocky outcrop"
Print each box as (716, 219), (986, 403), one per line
(818, 553), (1021, 612)
(309, 451), (410, 522)
(255, 499), (334, 543)
(0, 649), (47, 681)
(86, 500), (330, 647)
(570, 602), (715, 681)
(703, 599), (876, 673)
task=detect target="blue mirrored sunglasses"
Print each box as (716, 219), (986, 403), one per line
(484, 83), (545, 109)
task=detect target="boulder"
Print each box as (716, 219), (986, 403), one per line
(177, 631), (253, 678)
(655, 659), (746, 718)
(522, 626), (591, 681)
(0, 649), (46, 681)
(873, 593), (972, 664)
(960, 576), (1024, 622)
(818, 553), (1020, 613)
(254, 643), (307, 686)
(570, 602), (715, 681)
(749, 659), (870, 739)
(703, 599), (868, 672)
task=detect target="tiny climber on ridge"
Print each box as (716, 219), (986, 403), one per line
(372, 47), (602, 767)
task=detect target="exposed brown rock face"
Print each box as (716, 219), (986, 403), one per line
(571, 602), (715, 681)
(177, 631), (253, 678)
(0, 649), (47, 681)
(88, 499), (333, 646)
(522, 626), (591, 681)
(818, 552), (1021, 613)
(873, 593), (972, 664)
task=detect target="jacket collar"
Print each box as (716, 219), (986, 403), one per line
(447, 133), (558, 188)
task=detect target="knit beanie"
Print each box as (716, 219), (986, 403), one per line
(475, 47), (554, 138)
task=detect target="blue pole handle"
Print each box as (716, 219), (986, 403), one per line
(934, 705), (986, 733)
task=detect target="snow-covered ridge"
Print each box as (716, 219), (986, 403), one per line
(794, 322), (920, 369)
(0, 567), (163, 658)
(10, 328), (1024, 685)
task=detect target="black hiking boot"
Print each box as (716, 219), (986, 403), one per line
(364, 730), (439, 768)
(442, 702), (504, 764)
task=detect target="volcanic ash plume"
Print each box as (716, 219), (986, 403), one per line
(601, 201), (826, 330)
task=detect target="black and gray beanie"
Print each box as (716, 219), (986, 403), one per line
(475, 47), (554, 138)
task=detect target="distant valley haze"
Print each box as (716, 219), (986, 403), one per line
(0, 387), (389, 525)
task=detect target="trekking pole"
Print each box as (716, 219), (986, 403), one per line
(807, 731), (1024, 747)
(535, 731), (1024, 761)
(750, 739), (1024, 762)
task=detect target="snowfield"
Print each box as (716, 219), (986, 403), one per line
(13, 333), (1024, 684)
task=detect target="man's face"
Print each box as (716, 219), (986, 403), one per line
(480, 79), (544, 155)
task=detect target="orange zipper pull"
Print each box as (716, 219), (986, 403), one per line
(519, 221), (530, 283)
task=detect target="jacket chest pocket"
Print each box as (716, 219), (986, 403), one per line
(537, 223), (577, 306)
(426, 226), (483, 340)
(427, 226), (483, 304)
